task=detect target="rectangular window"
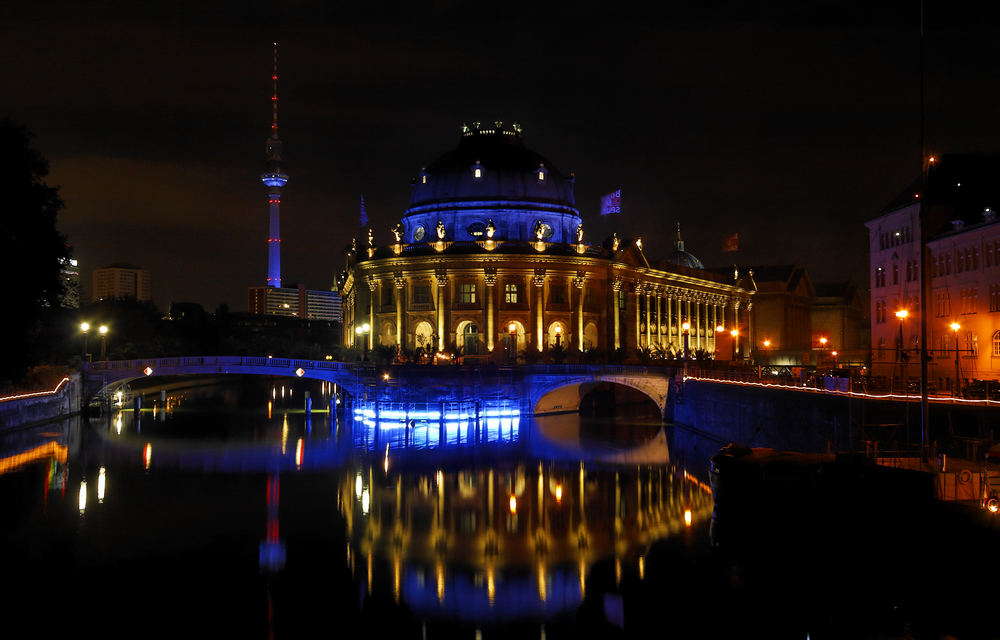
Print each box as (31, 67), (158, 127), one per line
(459, 283), (477, 304)
(550, 284), (566, 305)
(414, 285), (431, 305)
(505, 283), (520, 304)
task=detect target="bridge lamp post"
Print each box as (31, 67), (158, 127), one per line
(715, 325), (725, 359)
(356, 323), (370, 361)
(818, 337), (828, 366)
(832, 350), (838, 368)
(79, 322), (90, 362)
(951, 321), (961, 395)
(99, 325), (109, 361)
(762, 340), (771, 370)
(682, 322), (690, 378)
(730, 329), (739, 361)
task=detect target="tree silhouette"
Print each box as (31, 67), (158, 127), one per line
(0, 119), (70, 382)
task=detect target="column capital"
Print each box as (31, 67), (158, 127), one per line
(435, 268), (448, 287)
(533, 268), (546, 287)
(367, 275), (377, 292)
(394, 271), (405, 289)
(484, 267), (498, 287)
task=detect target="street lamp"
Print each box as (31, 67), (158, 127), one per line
(730, 329), (739, 361)
(508, 322), (517, 364)
(894, 309), (908, 392)
(951, 321), (961, 396)
(355, 323), (370, 361)
(554, 324), (562, 348)
(763, 339), (771, 367)
(99, 325), (109, 361)
(682, 321), (690, 377)
(79, 322), (90, 362)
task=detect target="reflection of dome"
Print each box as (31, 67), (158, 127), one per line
(664, 223), (704, 269)
(402, 122), (581, 243)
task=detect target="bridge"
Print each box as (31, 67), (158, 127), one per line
(85, 356), (674, 416)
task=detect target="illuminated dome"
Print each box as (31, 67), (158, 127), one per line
(402, 122), (581, 243)
(665, 224), (704, 270)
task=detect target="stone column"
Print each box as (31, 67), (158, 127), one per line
(634, 284), (642, 351)
(612, 278), (622, 350)
(367, 276), (376, 352)
(695, 298), (702, 350)
(645, 290), (652, 350)
(436, 269), (448, 351)
(666, 294), (673, 350)
(675, 293), (683, 348)
(656, 289), (663, 351)
(485, 268), (497, 352)
(394, 272), (404, 349)
(575, 271), (585, 351)
(534, 269), (545, 352)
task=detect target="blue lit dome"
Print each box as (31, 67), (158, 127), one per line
(664, 224), (704, 269)
(402, 122), (581, 243)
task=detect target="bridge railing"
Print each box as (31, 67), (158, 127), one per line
(87, 356), (368, 376)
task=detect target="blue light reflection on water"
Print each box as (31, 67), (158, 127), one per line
(351, 399), (522, 450)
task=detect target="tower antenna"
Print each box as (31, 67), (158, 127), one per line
(271, 42), (279, 138)
(260, 42), (288, 288)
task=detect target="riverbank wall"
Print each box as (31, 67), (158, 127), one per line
(0, 374), (80, 430)
(671, 379), (1000, 455)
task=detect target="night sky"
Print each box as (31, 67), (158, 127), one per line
(5, 2), (999, 311)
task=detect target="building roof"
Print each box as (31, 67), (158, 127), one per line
(407, 123), (575, 210)
(879, 154), (1000, 229)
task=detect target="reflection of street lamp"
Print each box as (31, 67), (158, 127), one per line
(951, 321), (961, 395)
(99, 325), (109, 361)
(730, 329), (739, 360)
(79, 322), (91, 362)
(355, 323), (370, 360)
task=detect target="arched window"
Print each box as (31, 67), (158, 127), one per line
(992, 330), (1000, 357)
(463, 323), (479, 355)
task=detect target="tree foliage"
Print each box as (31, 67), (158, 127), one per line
(0, 119), (70, 382)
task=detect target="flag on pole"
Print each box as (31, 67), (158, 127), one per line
(722, 233), (739, 252)
(600, 189), (622, 215)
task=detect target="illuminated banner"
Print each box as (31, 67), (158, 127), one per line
(600, 189), (621, 215)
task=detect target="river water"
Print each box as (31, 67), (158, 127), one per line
(1, 376), (997, 638)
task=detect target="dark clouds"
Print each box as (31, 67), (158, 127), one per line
(3, 2), (998, 309)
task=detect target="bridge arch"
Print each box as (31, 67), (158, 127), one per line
(527, 372), (670, 417)
(85, 356), (367, 403)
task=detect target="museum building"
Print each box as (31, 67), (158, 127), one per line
(339, 122), (755, 361)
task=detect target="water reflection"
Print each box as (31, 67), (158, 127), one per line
(0, 377), (715, 636)
(351, 399), (523, 451)
(340, 459), (712, 623)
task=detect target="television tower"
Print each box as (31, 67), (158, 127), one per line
(260, 42), (288, 288)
